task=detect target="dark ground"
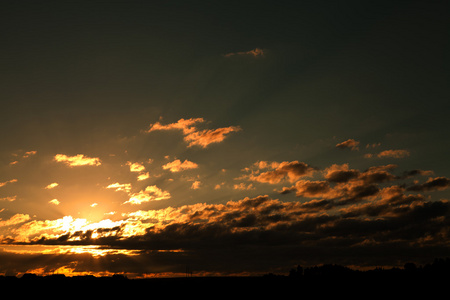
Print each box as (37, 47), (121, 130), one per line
(2, 259), (449, 296)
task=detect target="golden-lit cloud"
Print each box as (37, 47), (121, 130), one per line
(162, 159), (198, 173)
(190, 180), (201, 190)
(126, 161), (146, 172)
(124, 185), (171, 205)
(54, 154), (102, 167)
(45, 182), (59, 189)
(0, 178), (18, 188)
(184, 126), (242, 148)
(23, 150), (37, 158)
(336, 139), (360, 151)
(0, 196), (17, 202)
(9, 150), (37, 166)
(146, 117), (205, 134)
(241, 160), (315, 184)
(146, 117), (241, 148)
(48, 199), (60, 205)
(368, 149), (410, 159)
(137, 172), (150, 181)
(224, 48), (264, 57)
(0, 213), (30, 227)
(106, 182), (132, 193)
(233, 183), (255, 190)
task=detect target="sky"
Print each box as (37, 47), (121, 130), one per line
(0, 0), (449, 277)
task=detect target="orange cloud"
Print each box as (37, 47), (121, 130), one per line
(48, 199), (60, 205)
(244, 161), (315, 184)
(336, 139), (360, 151)
(54, 154), (102, 167)
(137, 172), (150, 181)
(106, 182), (132, 193)
(124, 185), (171, 205)
(45, 182), (59, 189)
(0, 196), (17, 202)
(0, 179), (18, 188)
(23, 150), (37, 158)
(184, 126), (241, 148)
(0, 213), (30, 227)
(224, 48), (264, 57)
(191, 181), (201, 190)
(162, 159), (198, 173)
(146, 117), (241, 148)
(376, 149), (410, 159)
(126, 161), (146, 172)
(146, 117), (204, 134)
(233, 183), (255, 190)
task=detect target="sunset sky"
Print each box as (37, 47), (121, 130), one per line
(1, 1), (449, 277)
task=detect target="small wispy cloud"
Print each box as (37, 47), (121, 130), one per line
(0, 179), (18, 188)
(106, 182), (132, 193)
(147, 117), (241, 148)
(224, 48), (264, 58)
(365, 149), (410, 159)
(54, 154), (102, 167)
(190, 181), (201, 190)
(9, 150), (37, 166)
(126, 161), (146, 173)
(336, 139), (360, 151)
(124, 185), (171, 205)
(0, 196), (17, 202)
(45, 182), (59, 190)
(48, 199), (60, 205)
(162, 159), (198, 173)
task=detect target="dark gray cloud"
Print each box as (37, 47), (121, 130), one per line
(8, 184), (449, 275)
(407, 177), (450, 192)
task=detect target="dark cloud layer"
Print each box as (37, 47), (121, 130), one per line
(5, 161), (448, 275)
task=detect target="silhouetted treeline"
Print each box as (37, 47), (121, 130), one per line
(284, 257), (450, 280)
(0, 258), (449, 295)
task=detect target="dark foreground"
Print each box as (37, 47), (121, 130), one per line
(2, 259), (449, 296)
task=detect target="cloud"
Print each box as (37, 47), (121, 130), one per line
(137, 172), (150, 181)
(324, 164), (359, 183)
(124, 185), (171, 205)
(233, 183), (255, 190)
(0, 179), (18, 188)
(45, 183), (59, 190)
(54, 154), (102, 167)
(12, 191), (449, 273)
(162, 159), (198, 173)
(279, 163), (399, 208)
(48, 199), (60, 205)
(126, 161), (146, 172)
(242, 160), (315, 184)
(190, 181), (201, 190)
(407, 177), (450, 192)
(146, 118), (241, 148)
(224, 48), (264, 57)
(184, 126), (241, 148)
(0, 196), (17, 202)
(0, 214), (30, 227)
(106, 182), (132, 193)
(23, 151), (37, 158)
(9, 150), (37, 165)
(290, 180), (332, 198)
(365, 149), (410, 159)
(146, 117), (204, 135)
(336, 139), (360, 151)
